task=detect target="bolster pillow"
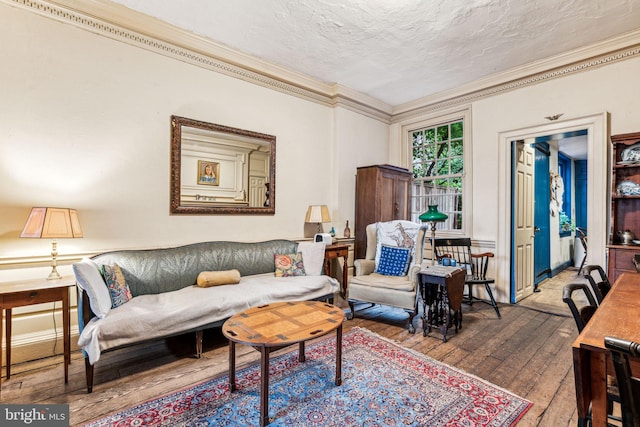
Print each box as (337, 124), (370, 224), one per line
(196, 269), (241, 287)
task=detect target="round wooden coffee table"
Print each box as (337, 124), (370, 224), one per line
(222, 301), (344, 426)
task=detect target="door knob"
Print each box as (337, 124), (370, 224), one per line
(534, 227), (541, 233)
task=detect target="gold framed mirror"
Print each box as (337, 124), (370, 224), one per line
(170, 116), (275, 214)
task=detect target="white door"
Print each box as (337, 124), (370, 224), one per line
(514, 141), (535, 301)
(249, 176), (266, 207)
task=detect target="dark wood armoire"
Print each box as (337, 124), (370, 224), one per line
(354, 164), (412, 260)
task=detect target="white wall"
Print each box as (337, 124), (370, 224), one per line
(0, 4), (389, 271)
(332, 107), (390, 235)
(0, 3), (389, 361)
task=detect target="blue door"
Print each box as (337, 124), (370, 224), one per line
(574, 160), (588, 229)
(534, 143), (551, 286)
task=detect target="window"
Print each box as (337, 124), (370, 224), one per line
(410, 119), (465, 231)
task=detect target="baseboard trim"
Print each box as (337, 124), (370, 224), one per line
(2, 332), (81, 367)
(551, 261), (573, 278)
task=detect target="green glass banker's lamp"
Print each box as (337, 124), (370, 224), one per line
(419, 205), (448, 265)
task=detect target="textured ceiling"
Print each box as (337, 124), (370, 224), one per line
(109, 0), (639, 106)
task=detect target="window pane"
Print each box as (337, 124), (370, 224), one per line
(422, 161), (434, 176)
(413, 144), (423, 162)
(453, 213), (463, 230)
(451, 139), (463, 155)
(437, 125), (449, 142)
(425, 143), (436, 161)
(451, 158), (463, 175)
(450, 176), (462, 190)
(413, 163), (428, 178)
(412, 131), (422, 146)
(436, 142), (448, 158)
(451, 121), (463, 139)
(425, 128), (435, 144)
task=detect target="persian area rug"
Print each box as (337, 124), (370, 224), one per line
(85, 327), (531, 427)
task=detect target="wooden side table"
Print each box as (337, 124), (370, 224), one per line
(324, 244), (349, 298)
(0, 276), (74, 392)
(417, 266), (466, 342)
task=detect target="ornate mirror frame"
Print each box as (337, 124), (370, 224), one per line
(170, 115), (276, 214)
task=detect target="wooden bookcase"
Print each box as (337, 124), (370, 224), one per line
(608, 132), (640, 282)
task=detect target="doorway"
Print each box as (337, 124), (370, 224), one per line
(497, 113), (608, 304)
(512, 131), (591, 301)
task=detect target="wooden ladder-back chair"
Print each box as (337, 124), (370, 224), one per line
(563, 283), (621, 424)
(562, 283), (598, 333)
(576, 227), (588, 276)
(433, 238), (501, 318)
(583, 264), (612, 305)
(604, 337), (640, 427)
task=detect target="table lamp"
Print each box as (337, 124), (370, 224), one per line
(20, 207), (83, 279)
(305, 205), (331, 233)
(419, 205), (448, 265)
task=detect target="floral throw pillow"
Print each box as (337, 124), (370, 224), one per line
(274, 253), (306, 277)
(100, 264), (133, 308)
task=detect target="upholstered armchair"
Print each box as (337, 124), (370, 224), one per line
(348, 220), (426, 333)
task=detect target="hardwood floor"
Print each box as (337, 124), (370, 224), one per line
(1, 269), (586, 426)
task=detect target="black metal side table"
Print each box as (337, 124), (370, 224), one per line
(417, 266), (466, 342)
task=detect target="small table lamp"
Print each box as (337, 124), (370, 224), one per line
(305, 205), (331, 234)
(419, 205), (448, 265)
(21, 207), (83, 280)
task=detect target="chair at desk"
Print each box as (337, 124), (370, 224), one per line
(583, 264), (612, 305)
(604, 337), (640, 427)
(434, 238), (501, 318)
(562, 283), (598, 332)
(633, 254), (640, 273)
(563, 283), (621, 425)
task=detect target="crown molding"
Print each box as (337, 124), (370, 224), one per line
(392, 29), (640, 121)
(4, 0), (393, 122)
(4, 0), (640, 125)
(329, 84), (393, 123)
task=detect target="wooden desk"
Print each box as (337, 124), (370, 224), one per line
(572, 272), (640, 426)
(324, 244), (349, 298)
(0, 276), (74, 392)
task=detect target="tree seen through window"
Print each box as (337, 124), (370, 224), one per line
(411, 120), (464, 231)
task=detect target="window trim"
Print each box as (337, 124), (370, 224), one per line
(400, 107), (472, 238)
